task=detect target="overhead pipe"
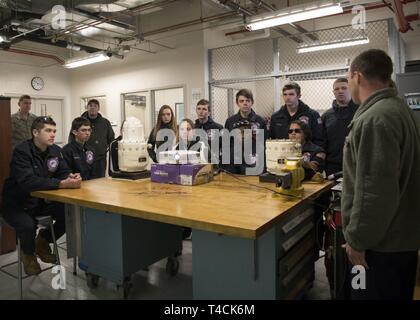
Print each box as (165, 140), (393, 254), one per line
(52, 0), (179, 38)
(0, 26), (102, 53)
(216, 0), (303, 43)
(143, 11), (239, 37)
(338, 0), (419, 33)
(392, 0), (414, 32)
(141, 0), (419, 40)
(248, 0), (319, 40)
(23, 36), (101, 53)
(2, 47), (65, 64)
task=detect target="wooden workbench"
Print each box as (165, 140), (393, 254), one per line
(32, 173), (332, 299)
(33, 173), (331, 239)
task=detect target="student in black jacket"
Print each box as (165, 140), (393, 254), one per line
(1, 116), (81, 275)
(269, 82), (324, 147)
(224, 89), (267, 175)
(321, 78), (358, 176)
(194, 99), (223, 164)
(73, 99), (114, 178)
(62, 117), (96, 180)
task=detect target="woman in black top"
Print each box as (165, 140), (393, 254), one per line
(147, 105), (178, 163)
(288, 120), (326, 180)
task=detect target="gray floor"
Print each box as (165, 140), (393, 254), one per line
(0, 237), (331, 300)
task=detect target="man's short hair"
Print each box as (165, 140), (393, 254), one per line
(282, 82), (301, 96)
(31, 116), (56, 137)
(18, 95), (31, 103)
(196, 99), (211, 112)
(350, 49), (393, 83)
(71, 117), (91, 132)
(334, 77), (348, 85)
(236, 89), (254, 103)
(87, 99), (100, 107)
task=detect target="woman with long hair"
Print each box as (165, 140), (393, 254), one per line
(147, 105), (177, 163)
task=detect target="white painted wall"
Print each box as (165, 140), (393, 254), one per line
(405, 41), (420, 60)
(0, 50), (72, 143)
(68, 31), (205, 137)
(154, 87), (184, 124)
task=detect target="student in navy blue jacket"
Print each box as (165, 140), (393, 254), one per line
(1, 116), (81, 275)
(269, 82), (324, 147)
(194, 99), (223, 165)
(224, 89), (267, 175)
(62, 117), (96, 180)
(321, 78), (358, 176)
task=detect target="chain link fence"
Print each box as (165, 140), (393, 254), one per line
(210, 20), (389, 123)
(279, 20), (388, 72)
(211, 39), (273, 81)
(211, 79), (274, 125)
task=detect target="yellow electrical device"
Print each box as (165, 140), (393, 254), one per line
(275, 157), (305, 198)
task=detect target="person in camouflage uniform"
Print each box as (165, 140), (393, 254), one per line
(11, 95), (37, 149)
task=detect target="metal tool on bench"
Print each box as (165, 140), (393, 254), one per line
(275, 157), (305, 198)
(262, 140), (305, 197)
(266, 139), (302, 174)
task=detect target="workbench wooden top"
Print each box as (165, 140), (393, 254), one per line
(32, 173), (332, 239)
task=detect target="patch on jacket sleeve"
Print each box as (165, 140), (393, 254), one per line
(47, 157), (59, 172)
(298, 115), (309, 124)
(85, 150), (94, 165)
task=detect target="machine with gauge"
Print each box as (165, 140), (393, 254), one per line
(108, 117), (150, 179)
(275, 157), (305, 198)
(260, 139), (305, 197)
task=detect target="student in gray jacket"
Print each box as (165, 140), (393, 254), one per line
(342, 49), (420, 300)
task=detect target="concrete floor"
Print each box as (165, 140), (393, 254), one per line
(0, 237), (331, 300)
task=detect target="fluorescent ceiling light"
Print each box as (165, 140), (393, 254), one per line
(64, 52), (110, 69)
(297, 37), (370, 53)
(247, 1), (343, 31)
